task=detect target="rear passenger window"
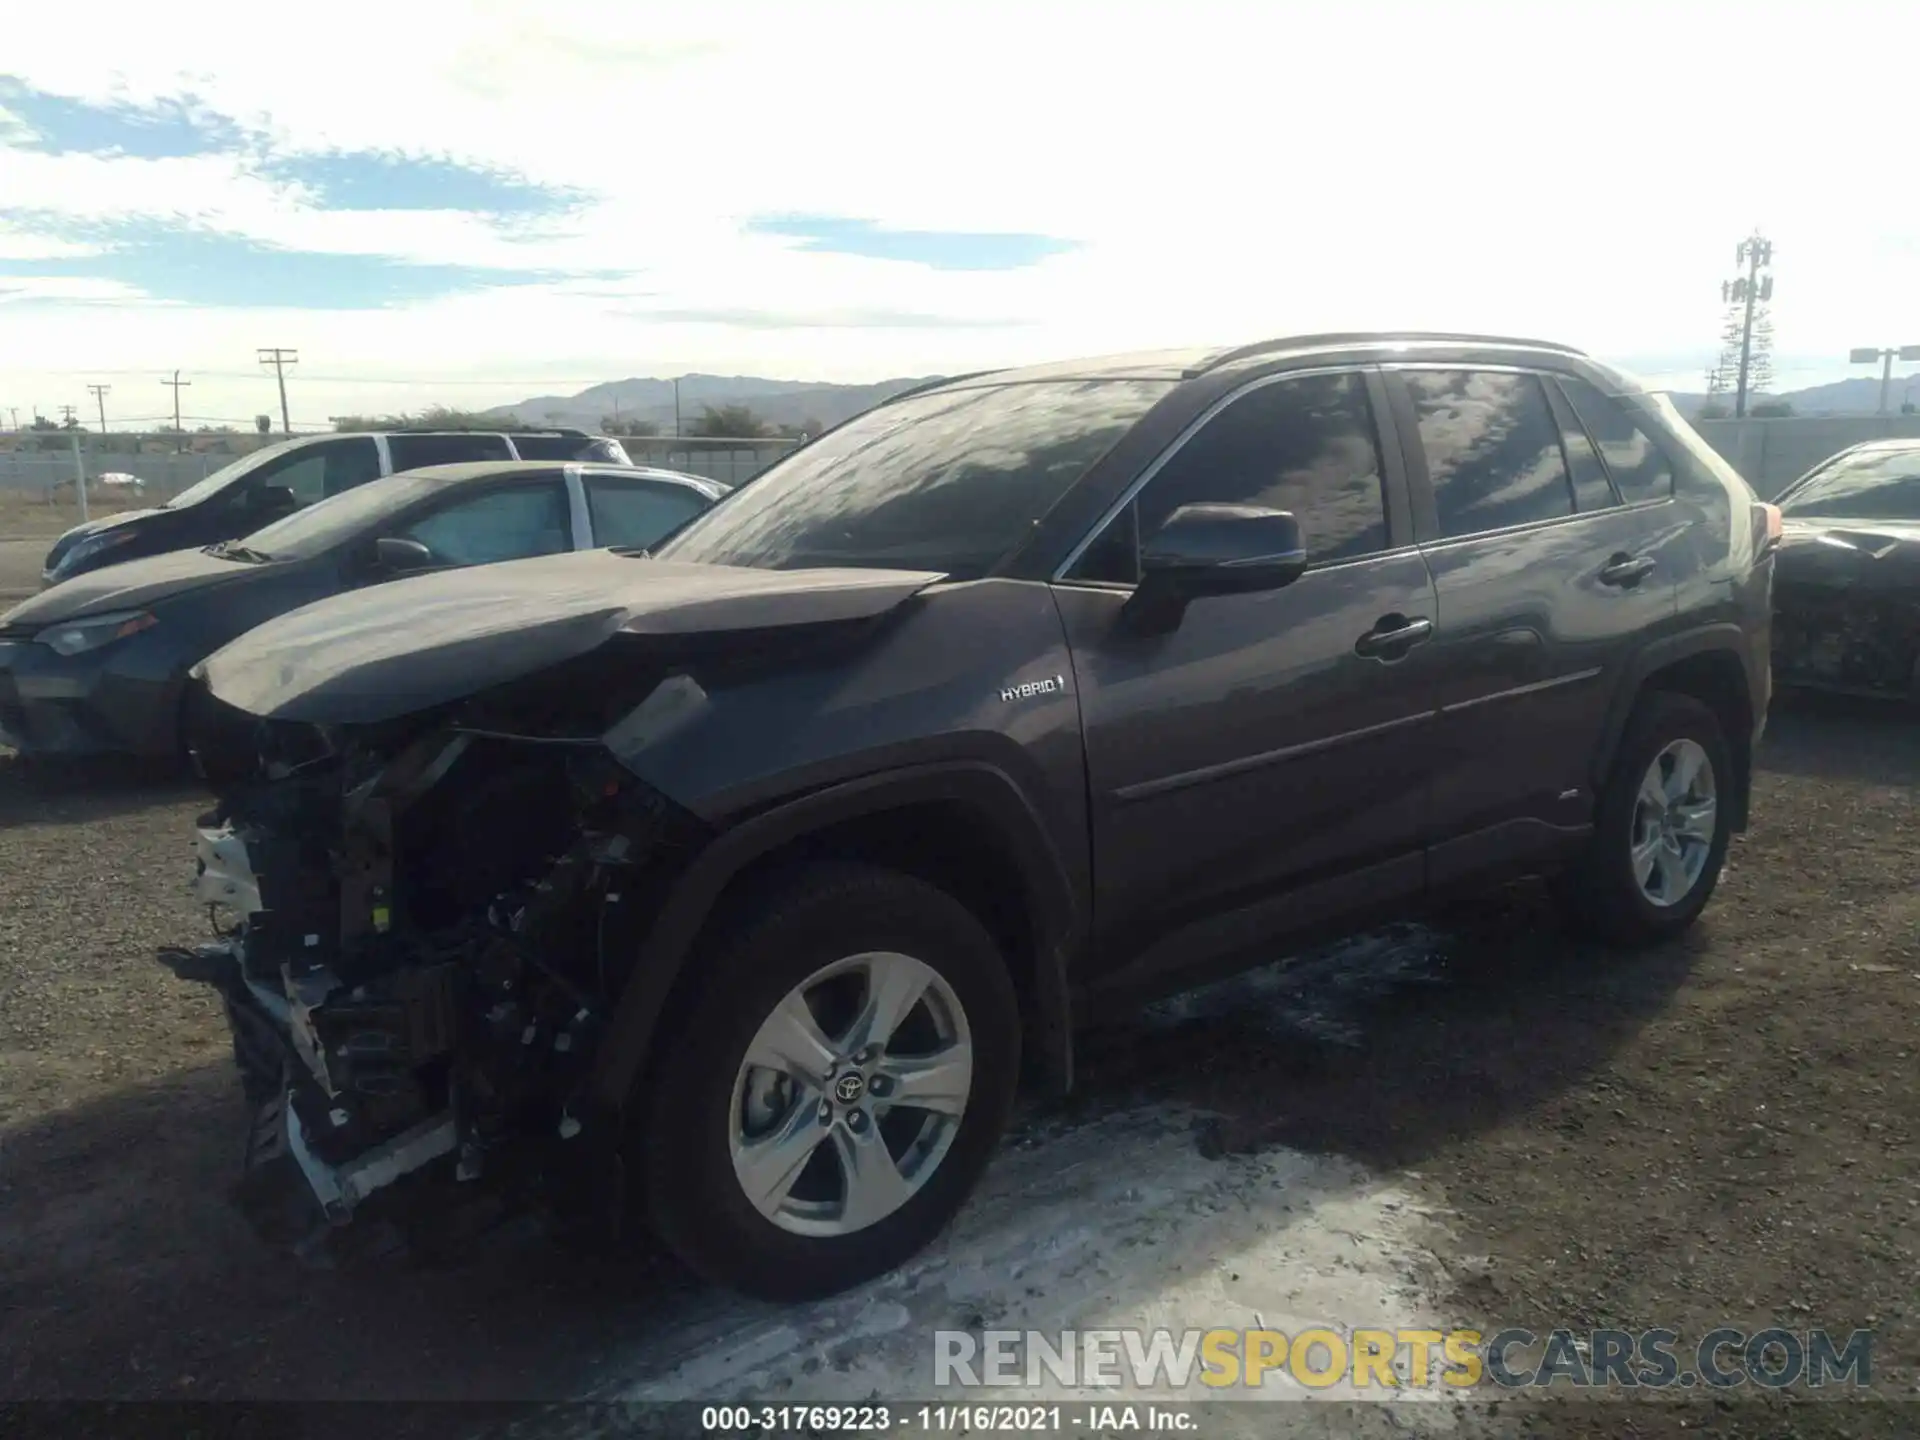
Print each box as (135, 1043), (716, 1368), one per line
(388, 433), (513, 470)
(1072, 371), (1388, 583)
(1404, 371), (1573, 538)
(1557, 377), (1675, 503)
(586, 478), (711, 549)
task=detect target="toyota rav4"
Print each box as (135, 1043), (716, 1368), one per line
(159, 334), (1777, 1300)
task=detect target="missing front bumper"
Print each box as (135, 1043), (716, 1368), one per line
(159, 936), (467, 1259)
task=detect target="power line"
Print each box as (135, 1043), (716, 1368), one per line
(162, 370), (191, 451)
(87, 383), (111, 435)
(258, 348), (298, 437)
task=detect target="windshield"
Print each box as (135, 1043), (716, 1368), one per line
(165, 437), (310, 509)
(654, 379), (1172, 577)
(237, 473), (443, 560)
(1781, 449), (1920, 521)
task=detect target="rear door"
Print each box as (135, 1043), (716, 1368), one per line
(1052, 367), (1442, 991)
(1386, 365), (1680, 883)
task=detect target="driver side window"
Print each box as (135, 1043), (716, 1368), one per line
(399, 482), (572, 566)
(246, 438), (381, 510)
(1069, 371), (1389, 584)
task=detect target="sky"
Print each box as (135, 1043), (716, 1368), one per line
(3, 0), (1918, 431)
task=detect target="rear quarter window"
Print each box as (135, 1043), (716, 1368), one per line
(1557, 377), (1675, 503)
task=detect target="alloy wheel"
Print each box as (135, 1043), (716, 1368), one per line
(728, 950), (973, 1237)
(1630, 737), (1718, 907)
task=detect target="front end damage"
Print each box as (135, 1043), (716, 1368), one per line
(1774, 526), (1920, 699)
(149, 551), (944, 1262)
(160, 682), (709, 1261)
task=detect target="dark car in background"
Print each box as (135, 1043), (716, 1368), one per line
(1771, 438), (1920, 697)
(0, 461), (723, 765)
(40, 428), (631, 587)
(162, 333), (1777, 1302)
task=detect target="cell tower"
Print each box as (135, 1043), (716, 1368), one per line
(1711, 232), (1775, 418)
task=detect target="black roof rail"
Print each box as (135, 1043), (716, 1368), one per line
(872, 371), (1005, 407)
(381, 424), (594, 436)
(1198, 332), (1589, 373)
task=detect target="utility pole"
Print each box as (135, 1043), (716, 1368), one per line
(87, 383), (111, 436)
(1848, 346), (1920, 416)
(4, 407), (17, 431)
(257, 347), (298, 436)
(672, 376), (682, 437)
(1717, 232), (1775, 419)
(57, 404), (78, 427)
(162, 370), (191, 450)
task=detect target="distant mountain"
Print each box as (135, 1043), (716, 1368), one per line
(1660, 375), (1919, 419)
(488, 373), (944, 434)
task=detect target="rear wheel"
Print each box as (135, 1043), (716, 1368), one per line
(1559, 691), (1733, 947)
(637, 862), (1020, 1301)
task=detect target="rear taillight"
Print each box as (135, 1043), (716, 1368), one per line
(1757, 501), (1783, 554)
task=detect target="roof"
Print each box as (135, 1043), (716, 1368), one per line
(390, 459), (725, 490)
(381, 425), (592, 437)
(917, 332), (1595, 393)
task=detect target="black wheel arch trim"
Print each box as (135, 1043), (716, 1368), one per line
(587, 760), (1083, 1118)
(1592, 624), (1760, 831)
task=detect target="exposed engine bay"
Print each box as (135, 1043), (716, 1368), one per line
(159, 667), (712, 1260)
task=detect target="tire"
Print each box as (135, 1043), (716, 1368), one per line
(1558, 690), (1733, 947)
(637, 861), (1021, 1301)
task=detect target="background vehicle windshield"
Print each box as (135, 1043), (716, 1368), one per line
(237, 473), (443, 560)
(654, 379), (1172, 577)
(164, 438), (309, 509)
(1781, 449), (1920, 520)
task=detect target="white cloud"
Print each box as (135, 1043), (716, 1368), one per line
(3, 0), (1918, 423)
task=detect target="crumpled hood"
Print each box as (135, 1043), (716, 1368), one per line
(1777, 518), (1920, 591)
(5, 544), (264, 625)
(196, 548), (943, 724)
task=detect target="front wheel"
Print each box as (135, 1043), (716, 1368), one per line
(637, 862), (1021, 1301)
(1558, 691), (1734, 947)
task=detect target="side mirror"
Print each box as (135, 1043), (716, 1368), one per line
(373, 536), (435, 572)
(1125, 503), (1307, 630)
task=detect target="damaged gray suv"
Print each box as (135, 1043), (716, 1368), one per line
(161, 334), (1779, 1301)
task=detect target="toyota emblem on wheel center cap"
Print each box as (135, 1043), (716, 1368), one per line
(833, 1072), (867, 1104)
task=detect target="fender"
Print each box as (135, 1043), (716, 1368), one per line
(1591, 622), (1759, 830)
(587, 760), (1084, 1115)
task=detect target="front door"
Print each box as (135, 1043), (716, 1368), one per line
(1052, 367), (1442, 996)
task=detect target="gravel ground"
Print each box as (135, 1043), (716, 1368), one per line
(2, 695), (1919, 1439)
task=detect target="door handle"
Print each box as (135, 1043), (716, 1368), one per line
(1598, 553), (1657, 588)
(1354, 614), (1434, 660)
